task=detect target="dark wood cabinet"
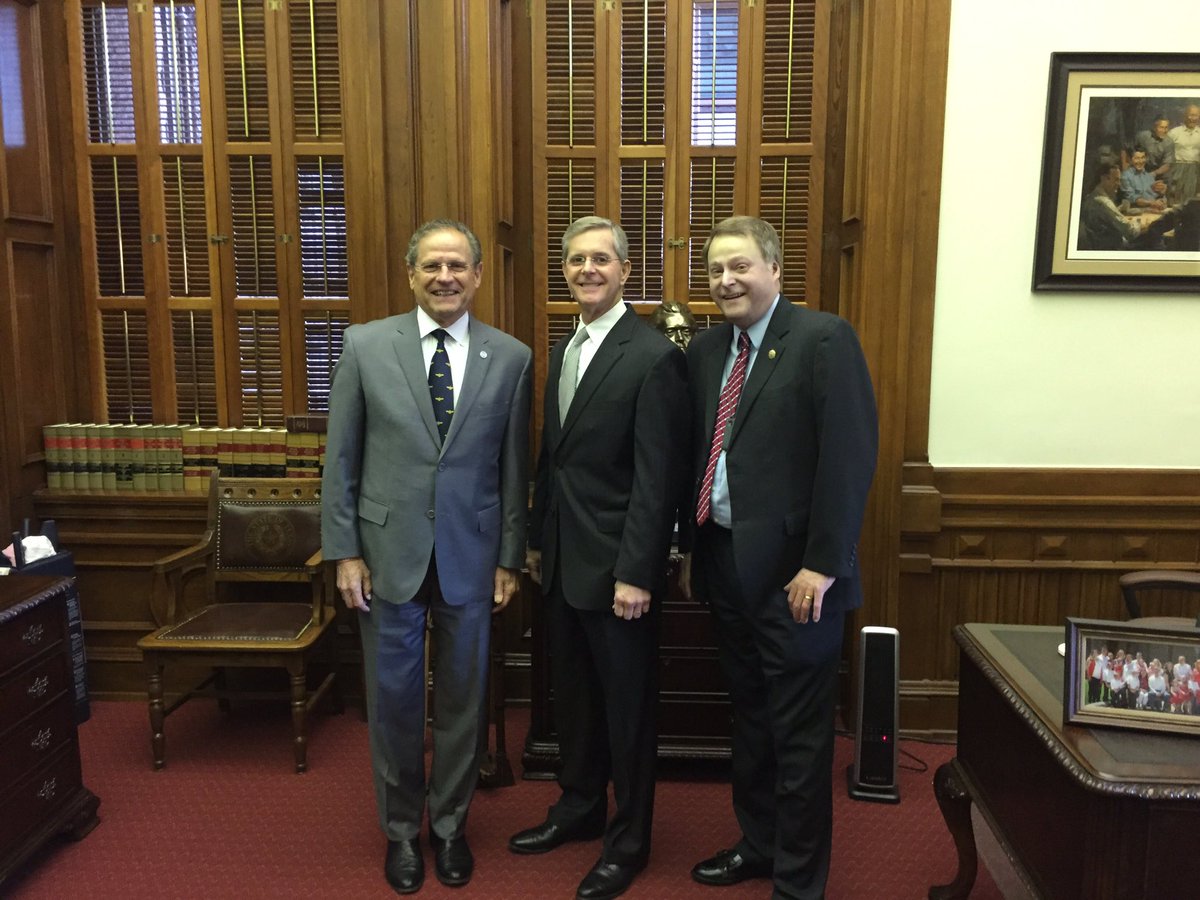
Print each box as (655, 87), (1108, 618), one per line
(522, 558), (733, 777)
(0, 576), (99, 885)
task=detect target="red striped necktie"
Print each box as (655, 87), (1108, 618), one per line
(696, 331), (750, 526)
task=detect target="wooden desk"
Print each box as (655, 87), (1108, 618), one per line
(0, 576), (100, 885)
(930, 623), (1200, 899)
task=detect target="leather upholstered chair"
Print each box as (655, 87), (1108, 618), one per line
(137, 476), (341, 773)
(1119, 569), (1200, 628)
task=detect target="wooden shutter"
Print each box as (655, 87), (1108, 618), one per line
(171, 309), (218, 425)
(686, 156), (735, 296)
(302, 312), (348, 414)
(101, 309), (152, 423)
(161, 155), (210, 297)
(152, 0), (202, 144)
(236, 309), (284, 426)
(620, 159), (666, 302)
(90, 155), (144, 297)
(288, 0), (341, 140)
(761, 0), (815, 143)
(544, 158), (596, 303)
(759, 156), (811, 299)
(220, 0), (270, 142)
(81, 0), (136, 142)
(228, 154), (278, 296)
(757, 0), (820, 302)
(544, 0), (595, 147)
(295, 156), (347, 298)
(620, 0), (667, 145)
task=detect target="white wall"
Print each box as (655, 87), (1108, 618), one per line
(928, 1), (1200, 468)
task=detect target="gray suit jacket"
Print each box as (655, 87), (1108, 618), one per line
(321, 310), (532, 605)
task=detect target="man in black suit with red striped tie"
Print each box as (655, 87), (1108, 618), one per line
(681, 216), (877, 900)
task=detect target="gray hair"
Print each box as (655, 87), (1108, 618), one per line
(405, 219), (483, 267)
(701, 216), (783, 269)
(561, 215), (629, 262)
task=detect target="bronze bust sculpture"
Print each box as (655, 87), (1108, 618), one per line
(649, 300), (698, 350)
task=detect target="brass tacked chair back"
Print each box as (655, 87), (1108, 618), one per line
(137, 475), (342, 773)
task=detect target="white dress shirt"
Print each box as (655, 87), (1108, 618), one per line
(566, 300), (627, 389)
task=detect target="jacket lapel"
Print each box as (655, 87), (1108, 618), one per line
(698, 322), (733, 450)
(442, 319), (492, 453)
(729, 298), (791, 447)
(392, 312), (442, 448)
(555, 306), (635, 446)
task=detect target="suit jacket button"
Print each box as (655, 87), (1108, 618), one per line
(438, 463), (446, 472)
(426, 509), (435, 519)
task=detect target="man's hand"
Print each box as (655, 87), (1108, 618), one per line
(526, 549), (543, 586)
(493, 567), (519, 614)
(678, 553), (693, 601)
(336, 557), (372, 612)
(784, 568), (835, 623)
(613, 580), (652, 620)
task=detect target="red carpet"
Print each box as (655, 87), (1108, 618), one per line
(6, 702), (1001, 899)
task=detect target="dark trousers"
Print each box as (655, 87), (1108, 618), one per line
(546, 571), (660, 866)
(358, 556), (491, 842)
(696, 523), (845, 900)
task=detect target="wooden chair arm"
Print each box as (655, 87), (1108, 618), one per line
(152, 530), (215, 575)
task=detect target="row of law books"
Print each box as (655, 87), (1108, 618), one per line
(42, 423), (326, 493)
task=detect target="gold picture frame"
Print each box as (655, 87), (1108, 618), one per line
(1065, 617), (1200, 736)
(1032, 53), (1200, 291)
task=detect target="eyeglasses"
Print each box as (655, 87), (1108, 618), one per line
(415, 261), (473, 275)
(565, 254), (618, 268)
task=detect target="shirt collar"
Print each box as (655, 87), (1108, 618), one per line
(577, 298), (627, 343)
(417, 306), (470, 344)
(732, 294), (780, 353)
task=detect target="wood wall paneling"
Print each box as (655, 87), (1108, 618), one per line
(0, 0), (84, 529)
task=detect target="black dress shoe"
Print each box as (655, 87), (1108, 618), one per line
(508, 818), (605, 855)
(384, 838), (424, 895)
(575, 859), (643, 900)
(430, 833), (473, 887)
(691, 847), (773, 886)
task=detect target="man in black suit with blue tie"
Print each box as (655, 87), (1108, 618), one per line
(509, 216), (688, 900)
(681, 216), (877, 900)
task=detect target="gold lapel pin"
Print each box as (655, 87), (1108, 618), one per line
(768, 348), (776, 360)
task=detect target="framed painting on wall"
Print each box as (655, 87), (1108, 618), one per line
(1032, 53), (1200, 292)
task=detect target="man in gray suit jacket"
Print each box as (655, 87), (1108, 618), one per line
(322, 219), (531, 895)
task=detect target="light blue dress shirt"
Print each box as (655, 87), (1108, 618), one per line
(709, 295), (780, 527)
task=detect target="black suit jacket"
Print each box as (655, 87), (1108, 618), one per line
(683, 299), (877, 613)
(531, 305), (689, 610)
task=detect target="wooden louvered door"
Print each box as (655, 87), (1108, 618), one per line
(206, 0), (347, 426)
(74, 0), (155, 423)
(68, 0), (347, 429)
(534, 0), (832, 388)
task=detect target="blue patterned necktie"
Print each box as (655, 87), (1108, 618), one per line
(428, 329), (454, 443)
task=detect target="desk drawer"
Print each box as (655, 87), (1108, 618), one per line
(0, 599), (66, 676)
(0, 652), (70, 730)
(0, 742), (83, 850)
(0, 693), (74, 778)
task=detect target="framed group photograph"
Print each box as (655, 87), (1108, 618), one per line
(1032, 52), (1200, 292)
(1065, 617), (1200, 736)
